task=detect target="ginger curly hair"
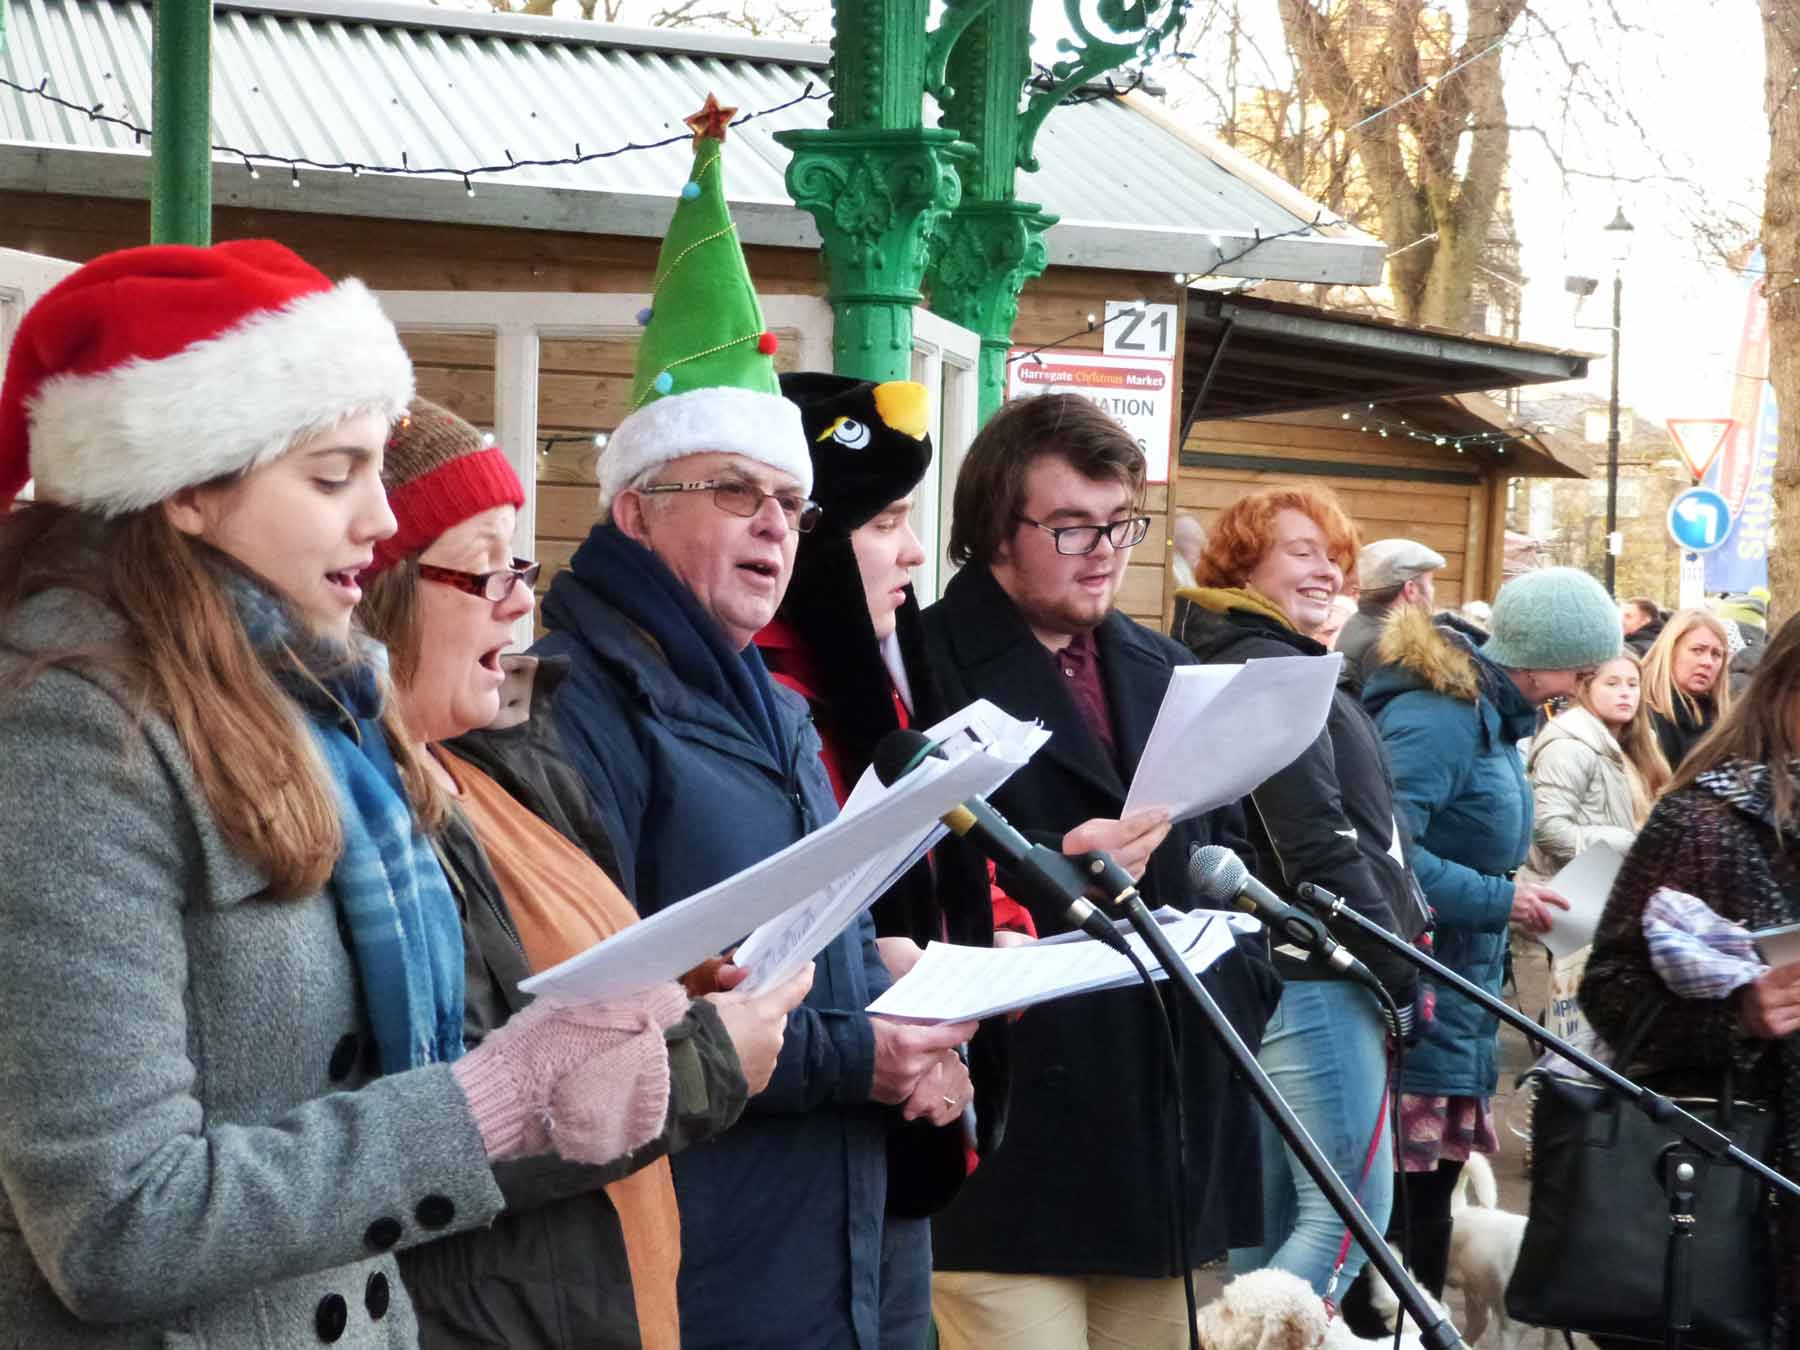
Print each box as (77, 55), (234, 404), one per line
(1194, 485), (1360, 589)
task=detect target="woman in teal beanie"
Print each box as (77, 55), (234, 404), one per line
(1358, 566), (1621, 1305)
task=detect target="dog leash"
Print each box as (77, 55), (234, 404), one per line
(1322, 1045), (1397, 1319)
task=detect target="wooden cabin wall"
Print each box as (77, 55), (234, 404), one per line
(1175, 407), (1501, 624)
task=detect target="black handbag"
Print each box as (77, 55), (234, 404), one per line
(1505, 1003), (1778, 1348)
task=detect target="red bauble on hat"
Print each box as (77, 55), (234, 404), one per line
(0, 240), (414, 515)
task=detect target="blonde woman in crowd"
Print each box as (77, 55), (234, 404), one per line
(1524, 652), (1672, 882)
(1641, 608), (1734, 770)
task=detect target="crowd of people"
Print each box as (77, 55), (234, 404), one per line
(4, 126), (1799, 1350)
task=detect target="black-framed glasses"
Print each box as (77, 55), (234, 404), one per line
(637, 478), (822, 533)
(1015, 513), (1151, 556)
(419, 556), (542, 602)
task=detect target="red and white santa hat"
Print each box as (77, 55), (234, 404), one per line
(0, 239), (414, 515)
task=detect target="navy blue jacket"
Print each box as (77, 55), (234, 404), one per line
(1362, 607), (1535, 1098)
(534, 539), (893, 1350)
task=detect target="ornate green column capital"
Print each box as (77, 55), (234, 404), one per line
(927, 197), (1058, 420)
(775, 126), (971, 380)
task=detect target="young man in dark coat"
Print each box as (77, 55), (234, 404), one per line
(918, 393), (1282, 1349)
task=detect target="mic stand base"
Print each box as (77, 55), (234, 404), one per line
(1114, 893), (1466, 1350)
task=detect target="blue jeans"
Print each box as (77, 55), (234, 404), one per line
(1228, 979), (1393, 1299)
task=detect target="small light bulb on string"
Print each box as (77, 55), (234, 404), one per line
(593, 432), (608, 448)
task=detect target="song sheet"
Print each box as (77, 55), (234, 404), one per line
(1123, 654), (1342, 824)
(521, 699), (1049, 1004)
(865, 908), (1250, 1024)
(1537, 840), (1627, 959)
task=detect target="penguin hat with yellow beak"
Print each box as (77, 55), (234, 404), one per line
(778, 372), (933, 535)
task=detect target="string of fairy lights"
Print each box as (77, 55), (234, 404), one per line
(1335, 403), (1550, 454)
(0, 71), (828, 194)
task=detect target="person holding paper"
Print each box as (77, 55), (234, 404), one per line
(753, 371), (1000, 1344)
(919, 393), (1281, 1350)
(1522, 652), (1671, 883)
(0, 242), (722, 1349)
(528, 109), (971, 1350)
(358, 399), (812, 1350)
(1170, 486), (1430, 1301)
(1360, 566), (1619, 1305)
(1581, 616), (1800, 1336)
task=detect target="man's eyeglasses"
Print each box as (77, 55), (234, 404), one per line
(1015, 514), (1151, 556)
(637, 479), (823, 533)
(419, 557), (542, 602)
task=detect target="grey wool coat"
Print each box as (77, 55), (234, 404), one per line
(0, 589), (506, 1349)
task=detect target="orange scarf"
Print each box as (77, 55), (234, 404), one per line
(438, 746), (682, 1350)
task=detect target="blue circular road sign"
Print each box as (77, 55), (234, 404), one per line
(1667, 486), (1733, 554)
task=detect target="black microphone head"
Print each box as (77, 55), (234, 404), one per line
(872, 728), (941, 787)
(1188, 843), (1247, 905)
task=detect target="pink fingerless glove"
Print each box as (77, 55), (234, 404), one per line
(452, 982), (691, 1164)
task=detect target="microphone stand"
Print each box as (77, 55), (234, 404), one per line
(1296, 882), (1800, 1350)
(1074, 855), (1467, 1350)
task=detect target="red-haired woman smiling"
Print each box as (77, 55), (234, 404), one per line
(1172, 485), (1430, 1302)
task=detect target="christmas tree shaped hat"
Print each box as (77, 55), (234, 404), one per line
(598, 93), (811, 510)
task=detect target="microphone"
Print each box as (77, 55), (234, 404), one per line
(1187, 844), (1384, 995)
(873, 729), (1132, 955)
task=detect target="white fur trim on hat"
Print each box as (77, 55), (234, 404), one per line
(598, 385), (811, 511)
(27, 280), (414, 516)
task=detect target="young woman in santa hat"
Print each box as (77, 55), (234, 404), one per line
(0, 241), (791, 1349)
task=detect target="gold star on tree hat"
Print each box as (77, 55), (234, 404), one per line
(597, 93), (811, 510)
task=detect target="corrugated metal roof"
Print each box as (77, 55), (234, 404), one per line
(0, 0), (1384, 282)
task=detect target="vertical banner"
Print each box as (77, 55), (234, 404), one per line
(1704, 249), (1778, 593)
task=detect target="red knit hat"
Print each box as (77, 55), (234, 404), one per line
(0, 240), (414, 514)
(371, 398), (525, 574)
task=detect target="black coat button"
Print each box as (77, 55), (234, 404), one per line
(365, 1271), (391, 1321)
(415, 1194), (455, 1229)
(315, 1292), (348, 1342)
(364, 1216), (402, 1251)
(328, 1034), (360, 1082)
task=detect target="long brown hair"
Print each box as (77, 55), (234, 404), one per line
(0, 501), (443, 900)
(1576, 652), (1672, 821)
(1641, 608), (1734, 727)
(1673, 613), (1800, 829)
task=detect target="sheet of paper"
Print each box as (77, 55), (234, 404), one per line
(1123, 653), (1342, 824)
(520, 699), (1048, 1004)
(728, 700), (1052, 992)
(865, 909), (1242, 1023)
(1538, 841), (1627, 959)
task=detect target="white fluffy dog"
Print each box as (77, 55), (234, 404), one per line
(1367, 1152), (1530, 1349)
(1195, 1267), (1444, 1350)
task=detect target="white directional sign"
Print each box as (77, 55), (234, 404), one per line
(1103, 301), (1178, 360)
(1667, 486), (1733, 554)
(1665, 418), (1735, 482)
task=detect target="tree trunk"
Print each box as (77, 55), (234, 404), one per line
(1762, 2), (1800, 626)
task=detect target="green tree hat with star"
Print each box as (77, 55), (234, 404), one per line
(598, 93), (811, 511)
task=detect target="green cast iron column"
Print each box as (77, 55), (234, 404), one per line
(927, 0), (1055, 423)
(151, 0), (213, 245)
(776, 0), (969, 382)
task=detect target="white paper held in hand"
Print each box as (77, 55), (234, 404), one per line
(519, 699), (1049, 1004)
(727, 699), (1052, 991)
(1123, 653), (1342, 823)
(866, 908), (1251, 1023)
(1537, 841), (1627, 960)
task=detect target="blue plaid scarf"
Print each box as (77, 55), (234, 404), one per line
(224, 570), (465, 1075)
